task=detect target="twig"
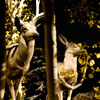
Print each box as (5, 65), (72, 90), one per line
(36, 0), (40, 15)
(58, 55), (88, 90)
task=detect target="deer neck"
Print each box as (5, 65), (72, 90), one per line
(14, 35), (35, 66)
(19, 35), (35, 47)
(63, 52), (77, 71)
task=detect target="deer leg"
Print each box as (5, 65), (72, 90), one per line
(58, 90), (63, 100)
(67, 89), (73, 100)
(15, 77), (23, 100)
(7, 78), (16, 100)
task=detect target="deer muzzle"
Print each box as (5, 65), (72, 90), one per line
(73, 49), (87, 56)
(32, 32), (39, 39)
(80, 49), (87, 53)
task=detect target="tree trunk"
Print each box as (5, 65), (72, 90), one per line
(0, 1), (6, 100)
(42, 0), (60, 100)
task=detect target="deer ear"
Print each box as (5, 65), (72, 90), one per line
(58, 34), (68, 47)
(15, 17), (23, 32)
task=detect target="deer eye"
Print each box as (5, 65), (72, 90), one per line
(24, 28), (28, 30)
(22, 28), (28, 32)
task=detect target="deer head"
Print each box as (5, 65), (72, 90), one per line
(59, 34), (86, 57)
(14, 14), (44, 42)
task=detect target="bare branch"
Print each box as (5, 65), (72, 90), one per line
(9, 0), (18, 18)
(75, 57), (88, 87)
(6, 43), (18, 50)
(7, 0), (25, 23)
(36, 0), (40, 15)
(59, 55), (88, 90)
(5, 0), (12, 9)
(17, 0), (26, 18)
(59, 74), (74, 90)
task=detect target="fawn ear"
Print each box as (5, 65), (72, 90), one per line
(15, 17), (23, 32)
(58, 34), (68, 47)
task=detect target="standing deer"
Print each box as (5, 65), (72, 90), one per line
(6, 13), (44, 100)
(58, 34), (87, 100)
